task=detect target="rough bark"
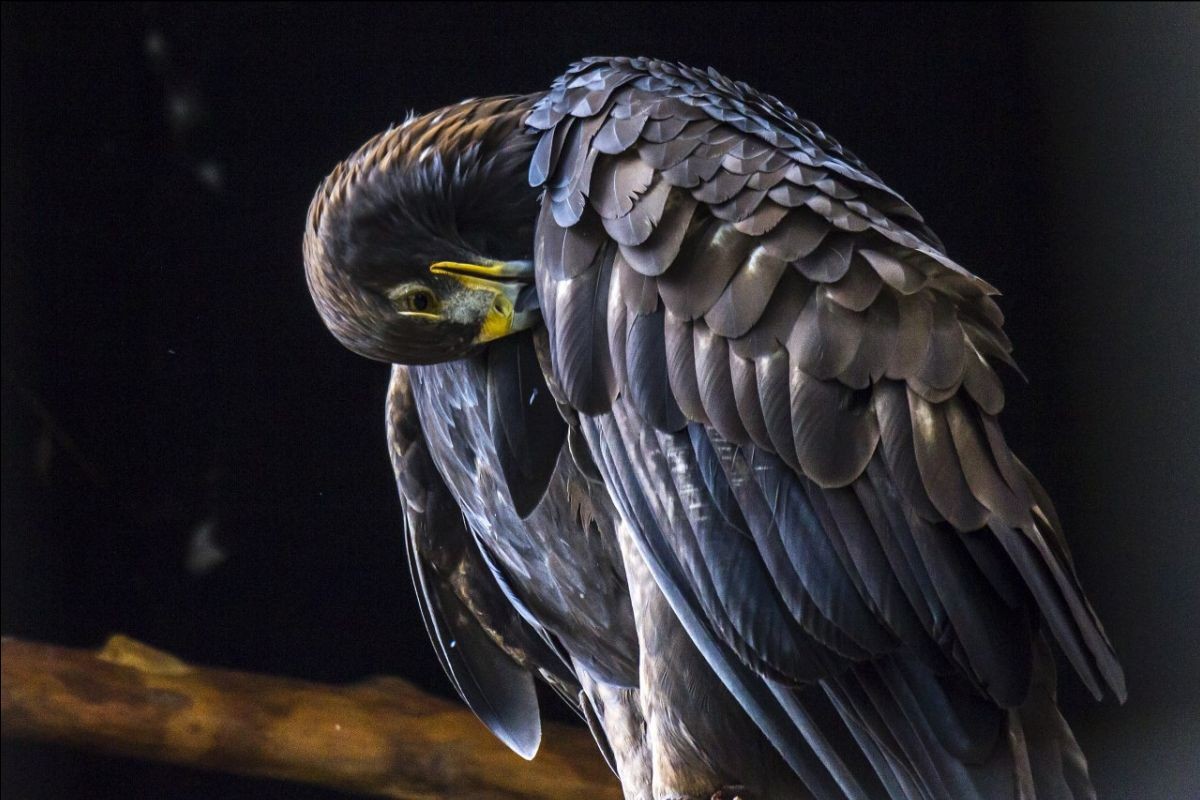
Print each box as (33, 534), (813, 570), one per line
(0, 635), (620, 800)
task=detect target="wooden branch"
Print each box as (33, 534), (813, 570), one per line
(1, 635), (621, 800)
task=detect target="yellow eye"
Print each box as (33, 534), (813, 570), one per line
(395, 288), (439, 314)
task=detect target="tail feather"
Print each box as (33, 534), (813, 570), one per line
(820, 669), (936, 800)
(816, 636), (1097, 799)
(1010, 637), (1097, 800)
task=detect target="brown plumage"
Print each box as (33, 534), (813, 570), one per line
(305, 56), (1124, 800)
(306, 95), (541, 363)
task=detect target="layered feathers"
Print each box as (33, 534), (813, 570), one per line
(313, 56), (1124, 800)
(526, 57), (1123, 798)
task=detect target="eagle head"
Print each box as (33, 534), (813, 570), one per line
(304, 95), (540, 364)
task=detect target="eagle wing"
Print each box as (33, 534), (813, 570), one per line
(529, 57), (1123, 798)
(386, 365), (577, 758)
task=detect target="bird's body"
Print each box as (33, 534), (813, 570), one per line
(306, 57), (1124, 799)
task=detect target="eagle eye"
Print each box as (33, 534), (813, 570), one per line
(392, 287), (439, 314)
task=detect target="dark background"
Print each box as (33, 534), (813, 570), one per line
(3, 3), (1197, 798)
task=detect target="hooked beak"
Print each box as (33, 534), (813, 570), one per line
(429, 260), (537, 344)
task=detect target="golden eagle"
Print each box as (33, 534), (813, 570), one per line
(304, 57), (1124, 799)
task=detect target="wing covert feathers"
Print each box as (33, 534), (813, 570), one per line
(528, 57), (1015, 495)
(526, 57), (1123, 797)
(386, 367), (546, 758)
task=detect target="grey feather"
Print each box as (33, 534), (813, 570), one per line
(664, 308), (708, 423)
(486, 333), (567, 518)
(705, 247), (788, 338)
(961, 344), (1006, 415)
(796, 233), (856, 283)
(693, 168), (754, 205)
(860, 247), (928, 295)
(614, 250), (660, 314)
(593, 110), (650, 155)
(618, 189), (698, 276)
(872, 382), (940, 521)
(755, 347), (801, 471)
(627, 307), (688, 431)
(657, 218), (750, 318)
(640, 115), (691, 143)
(747, 165), (791, 192)
(760, 208), (829, 261)
(915, 294), (967, 391)
(730, 349), (773, 450)
(840, 292), (898, 390)
(607, 268), (630, 391)
(827, 256), (885, 312)
(529, 115), (573, 188)
(552, 243), (618, 414)
(790, 369), (879, 488)
(887, 293), (935, 381)
(943, 397), (1030, 527)
(735, 200), (791, 236)
(712, 187), (768, 223)
(694, 320), (750, 445)
(791, 287), (864, 381)
(592, 154), (655, 219)
(907, 390), (989, 531)
(407, 527), (543, 758)
(601, 176), (672, 246)
(770, 182), (821, 208)
(638, 134), (705, 170)
(537, 204), (605, 280)
(661, 150), (724, 187)
(730, 270), (812, 360)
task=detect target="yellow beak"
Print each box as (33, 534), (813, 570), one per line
(429, 260), (537, 344)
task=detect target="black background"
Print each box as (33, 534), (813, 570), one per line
(3, 3), (1197, 798)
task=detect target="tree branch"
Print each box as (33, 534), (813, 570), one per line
(1, 635), (620, 799)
